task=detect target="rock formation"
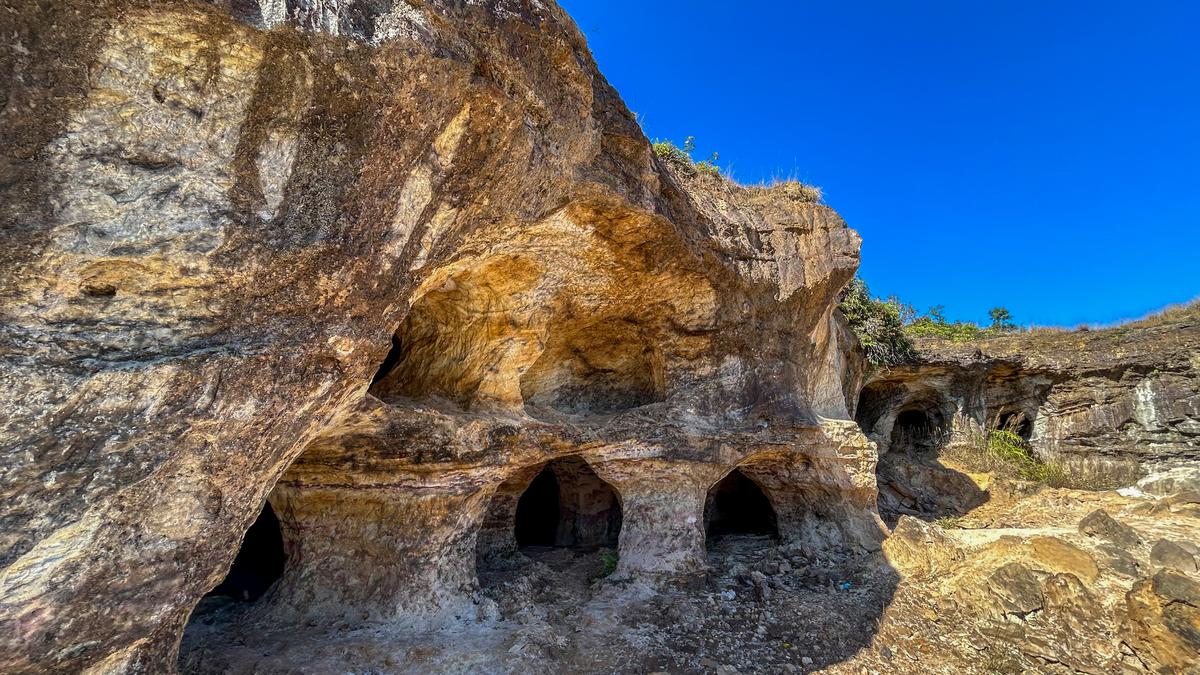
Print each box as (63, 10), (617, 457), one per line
(858, 309), (1200, 516)
(0, 1), (880, 671)
(862, 491), (1200, 674)
(3, 1), (1197, 673)
(861, 309), (1200, 467)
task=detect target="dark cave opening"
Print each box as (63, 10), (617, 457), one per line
(996, 411), (1033, 440)
(514, 468), (561, 547)
(369, 332), (405, 386)
(206, 502), (286, 602)
(876, 405), (988, 525)
(513, 457), (622, 549)
(704, 469), (779, 540)
(889, 408), (946, 455)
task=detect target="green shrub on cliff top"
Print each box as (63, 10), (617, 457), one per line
(903, 305), (1021, 342)
(838, 277), (918, 366)
(653, 136), (724, 178)
(653, 139), (693, 168)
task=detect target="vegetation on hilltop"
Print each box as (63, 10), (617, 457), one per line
(1108, 297), (1200, 329)
(653, 136), (721, 176)
(837, 278), (918, 366)
(839, 276), (1023, 365)
(652, 136), (823, 201)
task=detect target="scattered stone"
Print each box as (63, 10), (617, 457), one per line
(986, 563), (1044, 618)
(1150, 539), (1199, 573)
(1027, 536), (1100, 584)
(1136, 467), (1200, 497)
(1078, 509), (1141, 547)
(882, 516), (963, 578)
(1095, 546), (1143, 581)
(1167, 490), (1200, 506)
(1124, 570), (1200, 671)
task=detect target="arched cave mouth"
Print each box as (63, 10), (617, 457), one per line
(889, 407), (947, 456)
(876, 404), (987, 525)
(704, 469), (779, 541)
(205, 502), (286, 603)
(995, 410), (1034, 441)
(513, 457), (623, 550)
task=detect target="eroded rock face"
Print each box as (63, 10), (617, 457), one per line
(859, 312), (1200, 479)
(0, 1), (879, 671)
(862, 493), (1200, 674)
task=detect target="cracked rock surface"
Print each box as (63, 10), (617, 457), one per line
(2, 1), (1197, 674)
(1, 1), (876, 671)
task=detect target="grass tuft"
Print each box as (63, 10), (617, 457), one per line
(596, 551), (619, 579)
(933, 516), (963, 530)
(943, 430), (1138, 490)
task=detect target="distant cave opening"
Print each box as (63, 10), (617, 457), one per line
(996, 411), (1033, 441)
(889, 408), (946, 456)
(877, 405), (986, 525)
(704, 469), (779, 540)
(513, 457), (622, 550)
(206, 502), (286, 602)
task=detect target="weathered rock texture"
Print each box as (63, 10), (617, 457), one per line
(859, 308), (1200, 474)
(0, 1), (880, 671)
(862, 489), (1200, 674)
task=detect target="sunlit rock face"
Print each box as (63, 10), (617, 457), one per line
(0, 0), (880, 671)
(853, 312), (1200, 524)
(857, 313), (1200, 479)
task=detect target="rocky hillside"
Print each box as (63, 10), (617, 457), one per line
(1, 1), (875, 672)
(1, 1), (1196, 674)
(859, 303), (1200, 474)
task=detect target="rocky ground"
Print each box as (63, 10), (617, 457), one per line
(181, 466), (1199, 674)
(182, 537), (895, 674)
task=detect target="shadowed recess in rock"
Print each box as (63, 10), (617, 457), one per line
(514, 468), (560, 546)
(205, 502), (286, 602)
(369, 333), (405, 385)
(704, 469), (780, 540)
(512, 457), (622, 550)
(519, 319), (666, 415)
(996, 409), (1034, 440)
(890, 408), (946, 456)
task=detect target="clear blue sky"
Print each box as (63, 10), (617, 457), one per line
(559, 0), (1200, 327)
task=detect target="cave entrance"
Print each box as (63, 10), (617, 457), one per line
(877, 405), (986, 525)
(514, 468), (561, 546)
(996, 411), (1033, 441)
(889, 408), (945, 456)
(479, 457), (622, 593)
(206, 501), (286, 602)
(513, 456), (622, 550)
(704, 469), (779, 541)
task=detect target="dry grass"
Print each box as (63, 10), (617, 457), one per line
(753, 173), (824, 203)
(1116, 297), (1200, 328)
(653, 141), (824, 200)
(981, 298), (1200, 338)
(1020, 298), (1200, 334)
(942, 430), (1140, 491)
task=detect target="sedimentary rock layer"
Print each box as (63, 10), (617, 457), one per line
(858, 309), (1200, 472)
(0, 1), (878, 671)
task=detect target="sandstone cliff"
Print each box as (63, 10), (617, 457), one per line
(0, 1), (879, 672)
(859, 304), (1200, 473)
